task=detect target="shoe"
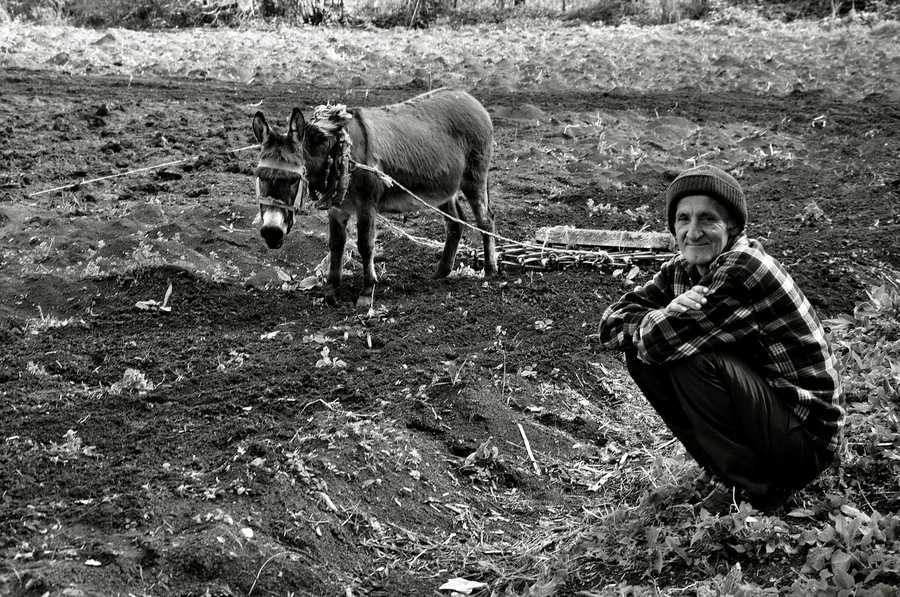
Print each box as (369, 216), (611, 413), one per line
(687, 470), (721, 505)
(697, 481), (740, 515)
(690, 470), (713, 495)
(748, 487), (794, 513)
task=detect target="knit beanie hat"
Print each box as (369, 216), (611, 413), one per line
(665, 165), (747, 234)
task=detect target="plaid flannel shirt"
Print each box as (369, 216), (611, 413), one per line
(599, 235), (845, 452)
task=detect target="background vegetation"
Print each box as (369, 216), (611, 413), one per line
(1, 0), (899, 28)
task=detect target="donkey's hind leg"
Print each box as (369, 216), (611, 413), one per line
(435, 196), (465, 278)
(461, 178), (497, 276)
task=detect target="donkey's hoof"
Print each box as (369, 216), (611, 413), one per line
(324, 290), (340, 307)
(434, 264), (453, 279)
(355, 295), (373, 309)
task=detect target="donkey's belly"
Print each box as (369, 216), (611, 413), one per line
(377, 189), (456, 214)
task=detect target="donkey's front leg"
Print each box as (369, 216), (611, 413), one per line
(355, 205), (378, 308)
(326, 207), (350, 306)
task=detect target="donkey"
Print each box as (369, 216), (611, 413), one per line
(251, 88), (498, 307)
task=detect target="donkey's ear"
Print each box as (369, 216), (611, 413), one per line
(288, 108), (306, 146)
(252, 112), (270, 144)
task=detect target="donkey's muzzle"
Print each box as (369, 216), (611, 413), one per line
(261, 226), (285, 249)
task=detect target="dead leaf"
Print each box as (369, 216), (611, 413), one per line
(438, 578), (487, 594)
(297, 275), (321, 290)
(135, 283), (173, 312)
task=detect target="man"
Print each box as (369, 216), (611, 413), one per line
(598, 164), (845, 514)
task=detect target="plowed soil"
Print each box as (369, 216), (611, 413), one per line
(1, 20), (899, 597)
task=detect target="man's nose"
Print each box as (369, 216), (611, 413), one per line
(686, 220), (703, 238)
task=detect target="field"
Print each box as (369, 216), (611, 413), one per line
(2, 16), (900, 597)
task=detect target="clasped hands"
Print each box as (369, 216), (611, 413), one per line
(666, 285), (712, 314)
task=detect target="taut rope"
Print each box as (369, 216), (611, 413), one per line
(350, 160), (638, 263)
(28, 144), (260, 198)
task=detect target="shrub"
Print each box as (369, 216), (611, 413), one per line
(0, 0), (343, 27)
(563, 0), (639, 24)
(637, 0), (709, 23)
(1, 0), (898, 28)
(2, 0), (67, 23)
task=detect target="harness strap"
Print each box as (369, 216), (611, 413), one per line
(314, 128), (353, 210)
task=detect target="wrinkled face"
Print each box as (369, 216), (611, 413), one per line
(673, 195), (739, 274)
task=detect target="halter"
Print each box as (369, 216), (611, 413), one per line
(255, 105), (355, 212)
(255, 158), (308, 212)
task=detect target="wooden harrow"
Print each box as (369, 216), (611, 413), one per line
(471, 226), (677, 273)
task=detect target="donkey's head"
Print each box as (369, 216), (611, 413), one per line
(251, 108), (332, 249)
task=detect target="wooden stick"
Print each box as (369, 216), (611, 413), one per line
(517, 423), (541, 475)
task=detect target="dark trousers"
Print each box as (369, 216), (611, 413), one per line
(626, 350), (833, 497)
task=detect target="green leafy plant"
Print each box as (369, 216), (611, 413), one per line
(826, 284), (900, 407)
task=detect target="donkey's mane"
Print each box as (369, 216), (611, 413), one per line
(311, 103), (353, 136)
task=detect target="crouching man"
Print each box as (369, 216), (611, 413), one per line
(598, 164), (845, 514)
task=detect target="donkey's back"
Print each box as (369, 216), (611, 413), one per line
(345, 89), (493, 215)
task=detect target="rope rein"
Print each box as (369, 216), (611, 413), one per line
(28, 144), (260, 198)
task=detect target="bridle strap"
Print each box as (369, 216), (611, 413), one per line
(256, 158), (307, 179)
(258, 196), (301, 211)
(255, 163), (307, 212)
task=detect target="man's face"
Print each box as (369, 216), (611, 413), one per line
(673, 195), (739, 273)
